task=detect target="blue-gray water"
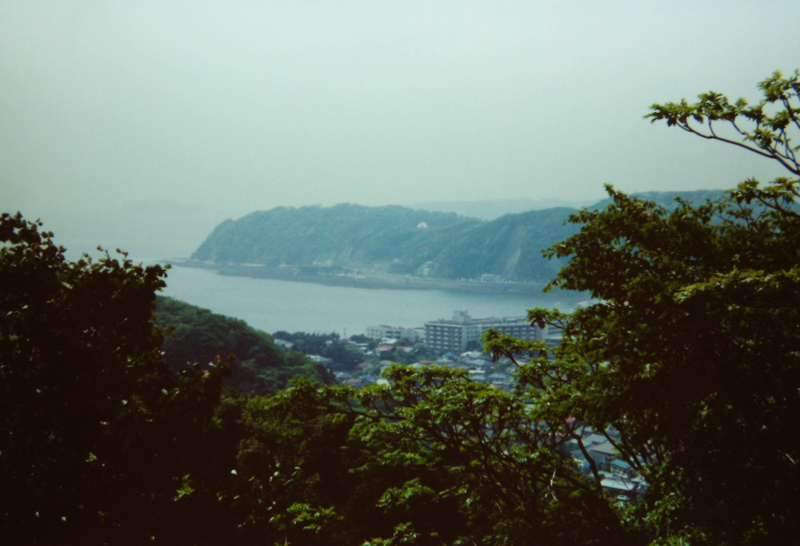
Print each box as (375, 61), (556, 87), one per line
(161, 266), (587, 336)
(44, 219), (585, 336)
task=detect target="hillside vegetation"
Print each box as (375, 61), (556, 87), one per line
(191, 193), (725, 282)
(192, 204), (477, 273)
(191, 203), (577, 281)
(589, 189), (725, 210)
(154, 297), (332, 395)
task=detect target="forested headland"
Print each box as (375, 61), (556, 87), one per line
(2, 71), (800, 545)
(188, 190), (725, 288)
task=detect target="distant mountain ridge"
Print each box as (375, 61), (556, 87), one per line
(589, 189), (725, 211)
(190, 190), (726, 283)
(408, 197), (599, 220)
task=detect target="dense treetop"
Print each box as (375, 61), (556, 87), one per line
(0, 215), (232, 543)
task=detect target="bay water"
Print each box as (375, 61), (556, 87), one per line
(161, 265), (588, 336)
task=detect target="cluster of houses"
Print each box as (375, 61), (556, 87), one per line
(331, 349), (515, 391)
(562, 427), (648, 501)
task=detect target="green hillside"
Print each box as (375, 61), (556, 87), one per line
(425, 207), (578, 280)
(154, 297), (332, 394)
(191, 204), (479, 273)
(190, 192), (727, 283)
(191, 203), (575, 281)
(590, 189), (725, 210)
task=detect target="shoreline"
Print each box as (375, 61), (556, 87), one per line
(169, 260), (550, 296)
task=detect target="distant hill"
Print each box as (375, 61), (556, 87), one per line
(154, 297), (333, 395)
(409, 197), (598, 220)
(192, 203), (481, 272)
(190, 203), (574, 281)
(590, 189), (726, 211)
(190, 191), (726, 283)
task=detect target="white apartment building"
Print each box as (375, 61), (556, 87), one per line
(365, 324), (422, 343)
(424, 310), (543, 352)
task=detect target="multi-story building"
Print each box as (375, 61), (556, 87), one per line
(424, 310), (543, 352)
(365, 324), (421, 343)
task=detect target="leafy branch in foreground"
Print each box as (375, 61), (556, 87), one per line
(339, 365), (630, 546)
(646, 69), (799, 175)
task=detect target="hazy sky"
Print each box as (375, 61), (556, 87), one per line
(2, 0), (799, 222)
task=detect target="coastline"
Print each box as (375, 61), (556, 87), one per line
(169, 260), (550, 296)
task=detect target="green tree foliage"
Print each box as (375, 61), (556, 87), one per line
(341, 365), (630, 545)
(155, 297), (333, 394)
(646, 70), (799, 177)
(223, 370), (632, 546)
(483, 70), (800, 545)
(232, 380), (360, 545)
(0, 214), (232, 543)
(348, 333), (373, 344)
(589, 189), (724, 212)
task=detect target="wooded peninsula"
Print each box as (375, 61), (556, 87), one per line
(184, 190), (724, 293)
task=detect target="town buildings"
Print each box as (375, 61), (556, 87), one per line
(365, 324), (423, 343)
(424, 310), (544, 352)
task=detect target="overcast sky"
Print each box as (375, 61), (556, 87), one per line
(2, 0), (799, 224)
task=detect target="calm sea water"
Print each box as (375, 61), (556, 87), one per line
(160, 265), (588, 336)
